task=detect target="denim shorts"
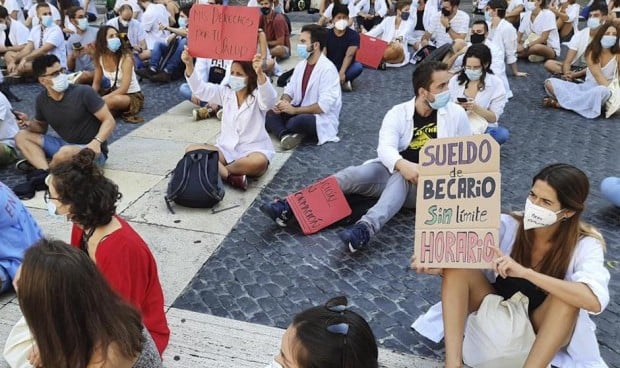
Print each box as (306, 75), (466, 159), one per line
(42, 135), (108, 166)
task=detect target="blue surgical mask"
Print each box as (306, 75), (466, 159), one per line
(41, 15), (53, 28)
(178, 17), (187, 28)
(77, 18), (88, 30)
(107, 37), (122, 52)
(228, 75), (247, 92)
(465, 69), (483, 81)
(601, 35), (617, 49)
(428, 90), (451, 110)
(586, 17), (600, 29)
(484, 10), (492, 22)
(296, 43), (311, 59)
(47, 201), (60, 217)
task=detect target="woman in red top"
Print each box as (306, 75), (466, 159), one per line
(46, 148), (170, 355)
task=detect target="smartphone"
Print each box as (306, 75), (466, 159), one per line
(72, 42), (83, 50)
(457, 97), (468, 103)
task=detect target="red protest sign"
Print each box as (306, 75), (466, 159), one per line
(286, 176), (352, 235)
(188, 5), (259, 61)
(357, 34), (388, 69)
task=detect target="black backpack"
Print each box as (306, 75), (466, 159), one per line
(165, 149), (225, 213)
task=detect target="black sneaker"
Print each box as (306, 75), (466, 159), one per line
(29, 169), (49, 191)
(338, 222), (371, 253)
(15, 159), (35, 173)
(260, 198), (293, 227)
(12, 181), (36, 199)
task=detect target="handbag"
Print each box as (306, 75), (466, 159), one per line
(462, 292), (538, 368)
(604, 69), (620, 118)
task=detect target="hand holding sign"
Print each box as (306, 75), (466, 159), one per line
(410, 254), (444, 276)
(493, 248), (529, 279)
(252, 53), (263, 75)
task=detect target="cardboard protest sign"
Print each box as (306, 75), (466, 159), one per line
(414, 135), (501, 268)
(188, 5), (259, 61)
(286, 176), (352, 235)
(357, 34), (388, 69)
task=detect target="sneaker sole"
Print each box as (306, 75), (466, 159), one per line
(280, 135), (303, 150)
(15, 159), (35, 173)
(259, 203), (288, 227)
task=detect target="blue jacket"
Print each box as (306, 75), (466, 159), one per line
(0, 181), (43, 293)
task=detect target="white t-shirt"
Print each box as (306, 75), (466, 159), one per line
(0, 93), (18, 148)
(565, 3), (580, 31)
(28, 24), (67, 67)
(140, 2), (169, 49)
(518, 9), (560, 55)
(429, 9), (470, 47)
(28, 2), (61, 27)
(567, 27), (592, 66)
(0, 20), (30, 49)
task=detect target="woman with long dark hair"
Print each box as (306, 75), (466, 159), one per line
(92, 25), (144, 123)
(15, 239), (162, 367)
(544, 22), (619, 118)
(517, 0), (561, 61)
(414, 163), (610, 368)
(448, 43), (509, 144)
(181, 47), (277, 190)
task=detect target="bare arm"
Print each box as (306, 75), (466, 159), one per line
(339, 45), (358, 80)
(525, 269), (602, 313)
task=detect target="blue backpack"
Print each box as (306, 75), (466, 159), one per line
(165, 149), (224, 213)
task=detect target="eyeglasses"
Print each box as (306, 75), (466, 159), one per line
(41, 67), (66, 78)
(325, 297), (350, 368)
(43, 190), (60, 203)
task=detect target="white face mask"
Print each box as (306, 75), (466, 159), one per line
(51, 73), (69, 93)
(334, 19), (348, 31)
(525, 1), (536, 11)
(228, 75), (247, 92)
(523, 198), (564, 230)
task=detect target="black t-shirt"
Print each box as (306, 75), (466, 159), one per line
(415, 10), (425, 31)
(399, 109), (437, 163)
(35, 84), (108, 154)
(326, 27), (360, 71)
(208, 59), (228, 84)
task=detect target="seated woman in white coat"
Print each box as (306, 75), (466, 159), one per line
(412, 163), (610, 368)
(181, 49), (277, 190)
(365, 0), (414, 67)
(517, 0), (561, 62)
(265, 24), (342, 151)
(356, 0), (388, 32)
(543, 22), (619, 118)
(448, 43), (509, 144)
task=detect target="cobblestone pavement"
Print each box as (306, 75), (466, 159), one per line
(173, 23), (620, 365)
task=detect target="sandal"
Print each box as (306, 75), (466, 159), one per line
(122, 114), (144, 124)
(542, 97), (561, 109)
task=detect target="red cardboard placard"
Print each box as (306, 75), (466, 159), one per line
(188, 5), (259, 61)
(286, 176), (352, 235)
(357, 34), (388, 69)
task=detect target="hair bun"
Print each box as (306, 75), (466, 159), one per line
(73, 148), (96, 172)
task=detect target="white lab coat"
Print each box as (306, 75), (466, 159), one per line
(452, 40), (511, 98)
(0, 20), (30, 49)
(0, 93), (18, 148)
(566, 27), (592, 66)
(448, 73), (507, 133)
(373, 97), (472, 172)
(355, 0), (388, 17)
(366, 15), (414, 67)
(518, 9), (561, 56)
(423, 0), (440, 31)
(141, 2), (169, 50)
(488, 18), (518, 66)
(107, 17), (147, 50)
(283, 53), (342, 145)
(413, 214), (611, 368)
(187, 71), (277, 162)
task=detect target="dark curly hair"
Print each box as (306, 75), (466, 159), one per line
(49, 149), (122, 229)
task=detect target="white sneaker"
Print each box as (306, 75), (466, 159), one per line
(528, 55), (545, 63)
(280, 133), (303, 150)
(216, 109), (223, 120)
(342, 81), (353, 92)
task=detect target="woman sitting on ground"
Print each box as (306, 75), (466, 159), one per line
(47, 148), (170, 354)
(365, 0), (414, 67)
(14, 239), (162, 368)
(448, 43), (509, 144)
(181, 47), (277, 191)
(92, 25), (144, 123)
(267, 296), (379, 368)
(543, 22), (619, 118)
(517, 0), (561, 62)
(413, 163), (610, 368)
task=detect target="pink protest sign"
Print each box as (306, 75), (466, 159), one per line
(188, 5), (259, 61)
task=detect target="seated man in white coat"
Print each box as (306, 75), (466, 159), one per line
(0, 6), (30, 57)
(261, 61), (472, 252)
(265, 24), (342, 151)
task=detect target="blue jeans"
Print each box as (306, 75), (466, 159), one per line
(601, 177), (620, 207)
(345, 61), (363, 83)
(485, 125), (509, 145)
(179, 83), (207, 107)
(42, 135), (108, 166)
(265, 111), (317, 140)
(150, 38), (186, 74)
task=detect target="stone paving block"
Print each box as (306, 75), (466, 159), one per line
(104, 136), (190, 176)
(103, 170), (163, 213)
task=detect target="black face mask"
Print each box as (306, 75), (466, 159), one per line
(470, 33), (485, 44)
(401, 11), (410, 20)
(260, 7), (271, 15)
(441, 7), (451, 16)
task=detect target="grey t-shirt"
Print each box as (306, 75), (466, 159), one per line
(35, 84), (108, 154)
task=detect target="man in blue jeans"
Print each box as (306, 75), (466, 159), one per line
(326, 4), (363, 92)
(12, 54), (115, 199)
(262, 61), (472, 252)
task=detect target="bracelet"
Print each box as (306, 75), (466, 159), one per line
(93, 137), (104, 144)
